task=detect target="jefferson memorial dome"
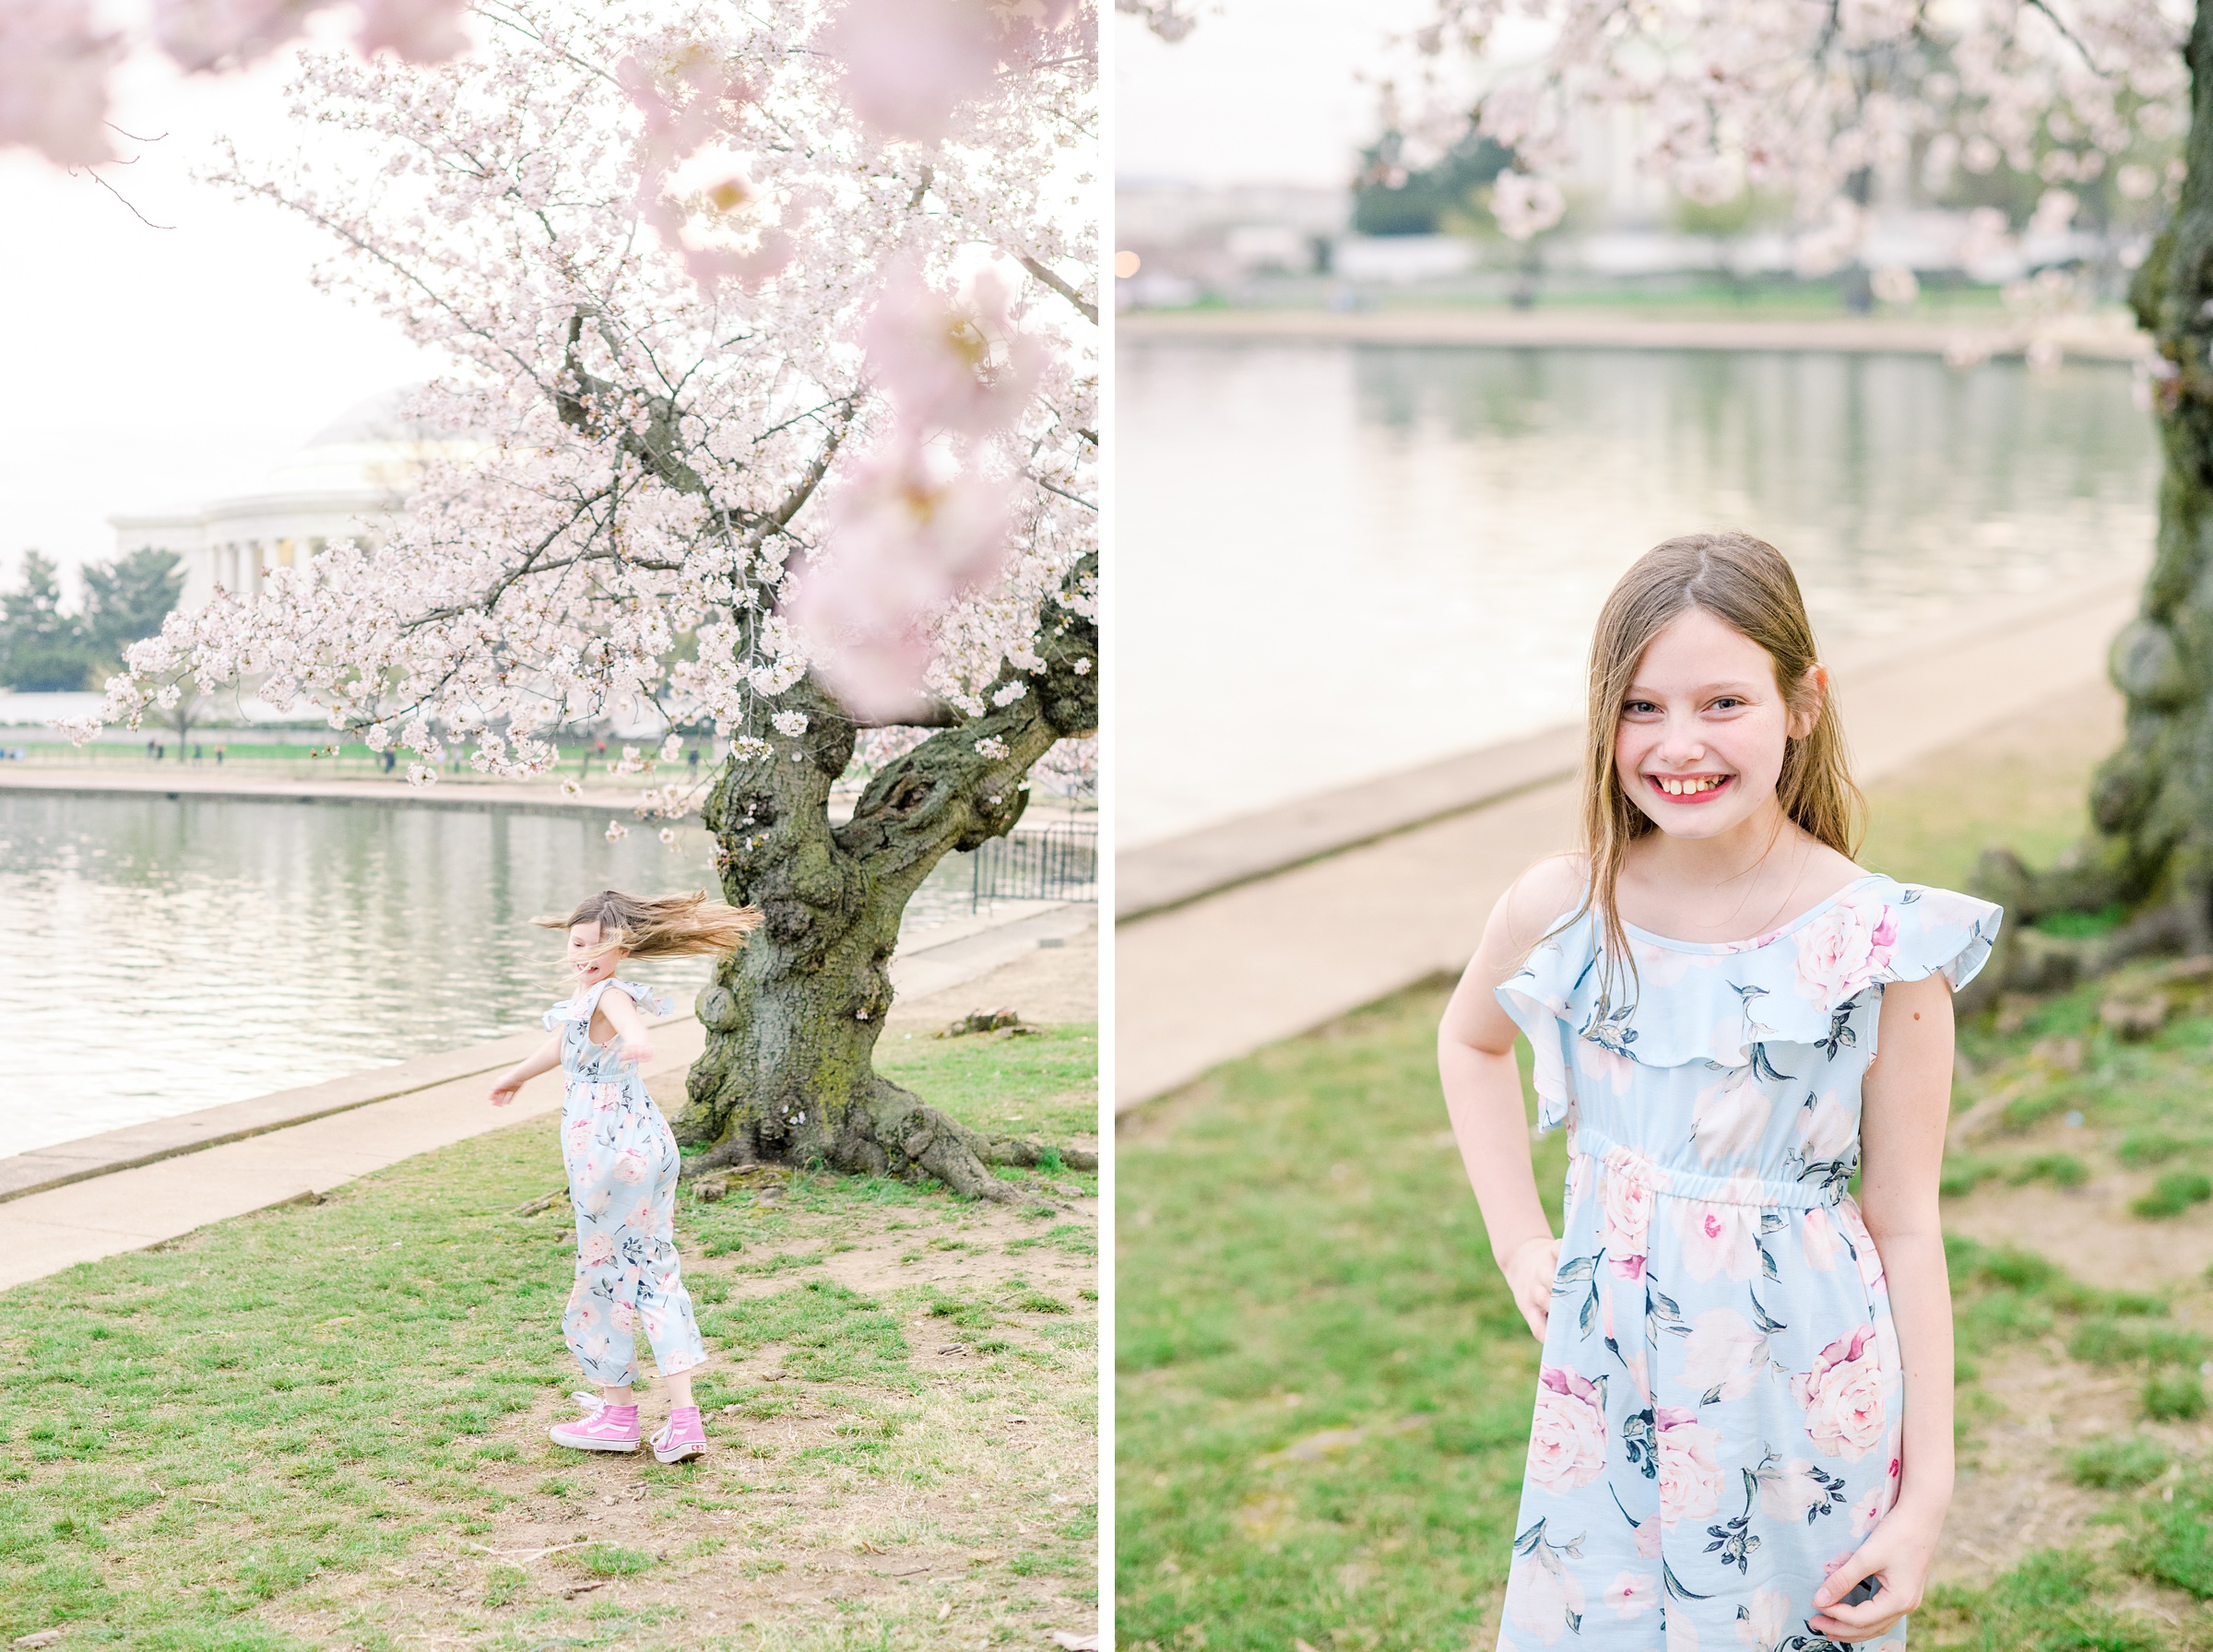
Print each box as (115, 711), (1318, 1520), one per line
(110, 386), (478, 611)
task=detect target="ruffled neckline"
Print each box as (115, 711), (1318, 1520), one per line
(1620, 873), (1887, 954)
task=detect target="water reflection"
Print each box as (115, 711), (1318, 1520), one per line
(5, 796), (976, 1153)
(1121, 343), (2158, 844)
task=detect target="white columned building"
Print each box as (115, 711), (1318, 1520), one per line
(109, 386), (477, 610)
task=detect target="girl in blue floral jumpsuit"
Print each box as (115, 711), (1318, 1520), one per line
(490, 889), (761, 1464)
(1439, 535), (1996, 1650)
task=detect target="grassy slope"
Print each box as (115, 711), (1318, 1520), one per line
(1116, 691), (2213, 1652)
(0, 1025), (1096, 1651)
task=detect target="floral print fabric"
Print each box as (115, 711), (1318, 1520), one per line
(543, 978), (710, 1387)
(1491, 876), (1999, 1651)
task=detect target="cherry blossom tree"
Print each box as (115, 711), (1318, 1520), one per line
(78, 0), (1099, 1198)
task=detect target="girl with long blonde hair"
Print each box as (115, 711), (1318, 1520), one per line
(490, 889), (762, 1464)
(1438, 534), (2000, 1646)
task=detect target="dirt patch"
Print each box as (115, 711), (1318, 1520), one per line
(254, 1183), (1098, 1650)
(1947, 1177), (2213, 1287)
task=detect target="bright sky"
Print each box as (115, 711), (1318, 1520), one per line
(0, 25), (438, 593)
(1114, 0), (1440, 187)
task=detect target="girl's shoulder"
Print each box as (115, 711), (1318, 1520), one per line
(1496, 853), (1591, 952)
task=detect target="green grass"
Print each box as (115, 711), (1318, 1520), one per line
(2066, 1436), (2172, 1491)
(2131, 1172), (2213, 1220)
(877, 1023), (1099, 1146)
(1118, 984), (1556, 1652)
(0, 1020), (1098, 1646)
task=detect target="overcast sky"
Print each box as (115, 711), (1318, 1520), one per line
(1114, 0), (1439, 188)
(0, 28), (436, 592)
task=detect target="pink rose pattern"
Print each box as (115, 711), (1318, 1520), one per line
(547, 979), (709, 1387)
(1492, 879), (1989, 1648)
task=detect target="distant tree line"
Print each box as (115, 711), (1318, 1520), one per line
(0, 549), (185, 692)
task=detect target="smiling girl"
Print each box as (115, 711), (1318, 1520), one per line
(1438, 534), (2000, 1647)
(490, 890), (762, 1465)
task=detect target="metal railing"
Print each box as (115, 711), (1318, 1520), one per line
(970, 819), (1098, 910)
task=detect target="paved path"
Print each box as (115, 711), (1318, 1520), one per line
(1115, 584), (2138, 1109)
(0, 765), (680, 820)
(1118, 306), (2149, 361)
(0, 905), (1096, 1293)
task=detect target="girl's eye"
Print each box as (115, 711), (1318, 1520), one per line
(1622, 700), (1659, 715)
(1708, 697), (1744, 712)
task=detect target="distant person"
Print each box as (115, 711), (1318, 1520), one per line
(193, 743), (203, 763)
(154, 742), (164, 762)
(687, 746), (699, 775)
(145, 738), (156, 761)
(1437, 533), (1999, 1646)
(487, 890), (763, 1465)
(384, 749), (396, 774)
(215, 745), (224, 766)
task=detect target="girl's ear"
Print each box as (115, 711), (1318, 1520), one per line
(1788, 663), (1828, 740)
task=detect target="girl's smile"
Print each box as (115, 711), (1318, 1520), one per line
(1644, 771), (1734, 803)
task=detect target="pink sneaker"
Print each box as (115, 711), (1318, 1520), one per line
(650, 1406), (706, 1464)
(550, 1399), (639, 1453)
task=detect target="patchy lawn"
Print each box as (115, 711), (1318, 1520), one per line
(0, 1024), (1097, 1652)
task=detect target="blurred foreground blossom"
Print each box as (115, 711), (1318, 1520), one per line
(787, 440), (1014, 722)
(0, 0), (125, 166)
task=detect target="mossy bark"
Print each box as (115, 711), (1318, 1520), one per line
(1975, 0), (2213, 984)
(671, 564), (1097, 1200)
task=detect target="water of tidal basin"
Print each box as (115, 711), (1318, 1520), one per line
(3, 795), (980, 1155)
(1120, 343), (2159, 846)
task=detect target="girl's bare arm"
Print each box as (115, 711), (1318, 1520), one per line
(1807, 970), (1955, 1641)
(489, 1034), (562, 1106)
(595, 986), (657, 1065)
(1438, 856), (1583, 1340)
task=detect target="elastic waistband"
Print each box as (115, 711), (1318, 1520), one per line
(1570, 1127), (1838, 1211)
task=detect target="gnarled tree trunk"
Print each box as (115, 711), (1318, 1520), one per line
(1974, 0), (2213, 988)
(673, 562), (1097, 1200)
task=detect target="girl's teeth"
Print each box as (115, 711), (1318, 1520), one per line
(1659, 776), (1722, 796)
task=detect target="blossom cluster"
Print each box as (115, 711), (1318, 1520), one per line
(1412, 0), (2187, 269)
(72, 0), (1098, 792)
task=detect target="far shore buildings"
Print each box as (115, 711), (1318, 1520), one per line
(108, 386), (474, 610)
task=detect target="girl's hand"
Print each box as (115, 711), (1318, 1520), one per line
(1501, 1233), (1560, 1342)
(1806, 1504), (1941, 1641)
(617, 1035), (654, 1068)
(489, 1077), (523, 1107)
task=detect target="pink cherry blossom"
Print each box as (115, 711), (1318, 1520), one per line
(820, 0), (1001, 143)
(787, 437), (1014, 720)
(0, 0), (124, 166)
(862, 263), (1046, 436)
(353, 0), (469, 62)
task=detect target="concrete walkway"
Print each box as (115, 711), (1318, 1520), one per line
(1115, 582), (2139, 1109)
(1118, 306), (2149, 362)
(0, 904), (1097, 1293)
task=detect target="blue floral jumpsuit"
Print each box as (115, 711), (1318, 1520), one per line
(1489, 877), (1999, 1650)
(545, 978), (709, 1387)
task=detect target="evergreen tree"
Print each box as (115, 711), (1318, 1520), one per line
(81, 548), (184, 665)
(0, 551), (93, 692)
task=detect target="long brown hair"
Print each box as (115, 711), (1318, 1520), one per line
(534, 890), (763, 961)
(1565, 531), (1864, 1000)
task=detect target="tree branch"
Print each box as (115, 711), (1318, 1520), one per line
(1014, 254), (1098, 324)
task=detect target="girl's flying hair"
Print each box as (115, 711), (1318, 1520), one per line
(534, 890), (763, 960)
(1566, 531), (1864, 998)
